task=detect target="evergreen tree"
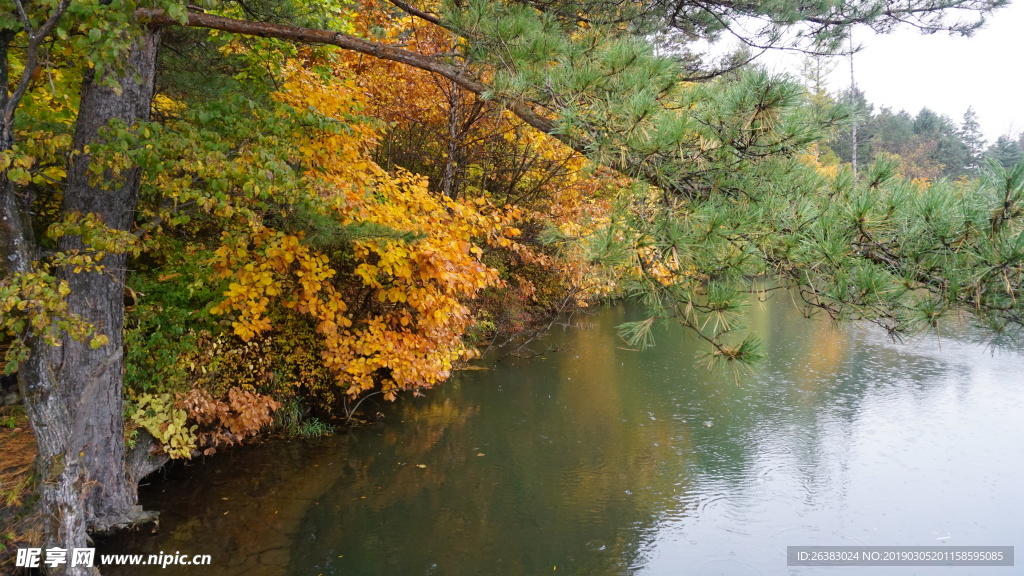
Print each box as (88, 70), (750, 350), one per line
(800, 54), (837, 108)
(960, 106), (987, 173)
(828, 87), (874, 166)
(985, 134), (1024, 169)
(913, 107), (944, 135)
(914, 108), (969, 177)
(868, 107), (916, 154)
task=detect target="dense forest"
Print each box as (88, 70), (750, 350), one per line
(2, 0), (1023, 574)
(826, 93), (1024, 179)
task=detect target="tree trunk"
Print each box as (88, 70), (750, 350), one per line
(61, 24), (163, 533)
(17, 25), (162, 575)
(19, 342), (93, 575)
(0, 30), (31, 278)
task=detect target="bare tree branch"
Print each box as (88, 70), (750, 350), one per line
(387, 0), (445, 27)
(3, 0), (73, 135)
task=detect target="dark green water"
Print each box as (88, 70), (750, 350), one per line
(99, 300), (1024, 575)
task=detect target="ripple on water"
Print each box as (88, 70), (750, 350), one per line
(695, 490), (729, 517)
(697, 558), (764, 576)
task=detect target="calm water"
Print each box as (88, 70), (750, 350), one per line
(99, 299), (1024, 575)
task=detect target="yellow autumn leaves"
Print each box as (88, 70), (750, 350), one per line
(209, 64), (521, 401)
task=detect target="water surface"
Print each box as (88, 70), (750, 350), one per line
(100, 299), (1024, 575)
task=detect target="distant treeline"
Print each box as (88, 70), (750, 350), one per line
(825, 89), (1023, 180)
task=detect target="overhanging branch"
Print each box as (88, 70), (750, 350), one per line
(139, 9), (577, 150)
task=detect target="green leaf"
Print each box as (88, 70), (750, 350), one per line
(7, 167), (30, 185)
(89, 334), (109, 349)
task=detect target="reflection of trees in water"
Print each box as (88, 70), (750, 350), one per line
(99, 298), (988, 576)
(290, 305), (687, 575)
(615, 294), (967, 514)
(98, 435), (371, 576)
(717, 294), (972, 503)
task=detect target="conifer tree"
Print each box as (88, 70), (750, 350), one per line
(961, 106), (987, 173)
(986, 134), (1024, 169)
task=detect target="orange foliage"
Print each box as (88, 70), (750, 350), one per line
(209, 63), (523, 402)
(182, 387), (281, 453)
(343, 3), (628, 301)
(204, 3), (626, 405)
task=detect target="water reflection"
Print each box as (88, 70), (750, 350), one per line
(99, 299), (1024, 575)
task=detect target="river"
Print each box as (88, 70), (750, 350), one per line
(98, 298), (1024, 575)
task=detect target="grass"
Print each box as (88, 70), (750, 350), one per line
(273, 398), (336, 439)
(291, 417), (334, 438)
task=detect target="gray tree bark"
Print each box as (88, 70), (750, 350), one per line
(57, 25), (163, 533)
(14, 25), (164, 575)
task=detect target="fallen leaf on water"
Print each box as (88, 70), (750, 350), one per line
(477, 453), (486, 456)
(416, 464), (427, 468)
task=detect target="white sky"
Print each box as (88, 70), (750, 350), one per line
(753, 0), (1024, 144)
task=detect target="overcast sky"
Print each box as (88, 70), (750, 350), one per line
(755, 1), (1024, 144)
